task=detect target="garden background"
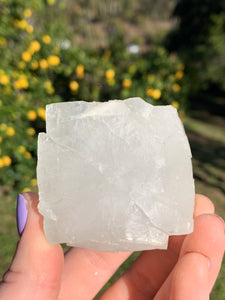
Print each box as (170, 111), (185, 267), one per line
(0, 0), (224, 298)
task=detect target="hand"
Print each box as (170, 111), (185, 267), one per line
(0, 193), (224, 300)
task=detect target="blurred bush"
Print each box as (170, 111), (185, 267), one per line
(202, 12), (225, 91)
(0, 0), (187, 193)
(167, 0), (225, 93)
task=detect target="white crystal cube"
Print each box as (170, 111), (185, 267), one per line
(37, 97), (195, 252)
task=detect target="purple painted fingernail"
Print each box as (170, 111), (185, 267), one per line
(208, 260), (211, 269)
(17, 194), (28, 236)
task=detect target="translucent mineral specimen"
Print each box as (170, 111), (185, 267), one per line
(37, 97), (195, 252)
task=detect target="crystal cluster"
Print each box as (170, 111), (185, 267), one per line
(37, 97), (195, 252)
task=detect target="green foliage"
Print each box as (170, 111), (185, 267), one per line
(0, 0), (187, 193)
(202, 12), (225, 90)
(0, 0), (68, 191)
(167, 0), (225, 93)
(168, 0), (225, 49)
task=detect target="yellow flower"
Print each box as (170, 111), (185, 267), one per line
(0, 37), (7, 48)
(0, 123), (7, 131)
(27, 110), (37, 121)
(42, 35), (51, 44)
(14, 19), (27, 30)
(146, 88), (154, 97)
(23, 187), (31, 192)
(24, 151), (32, 159)
(0, 74), (9, 85)
(18, 145), (26, 153)
(14, 77), (29, 89)
(172, 84), (181, 93)
(69, 80), (79, 92)
(105, 69), (115, 80)
(0, 136), (2, 143)
(44, 80), (52, 89)
(37, 108), (46, 120)
(27, 127), (36, 136)
(31, 178), (37, 186)
(39, 59), (48, 69)
(47, 0), (55, 5)
(2, 156), (11, 166)
(24, 8), (32, 18)
(122, 78), (132, 89)
(29, 40), (41, 53)
(44, 81), (54, 94)
(22, 51), (32, 62)
(171, 101), (179, 109)
(76, 64), (85, 79)
(30, 61), (39, 70)
(47, 55), (60, 66)
(152, 89), (161, 100)
(48, 86), (55, 94)
(26, 25), (33, 33)
(0, 158), (4, 168)
(175, 71), (184, 80)
(6, 127), (15, 136)
(17, 61), (26, 69)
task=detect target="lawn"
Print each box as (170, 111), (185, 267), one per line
(0, 111), (224, 299)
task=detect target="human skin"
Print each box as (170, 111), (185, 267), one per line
(0, 193), (224, 300)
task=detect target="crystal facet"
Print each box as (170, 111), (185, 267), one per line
(37, 97), (195, 252)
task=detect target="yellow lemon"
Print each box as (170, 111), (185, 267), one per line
(6, 127), (15, 136)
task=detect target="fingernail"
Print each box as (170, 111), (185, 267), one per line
(208, 260), (211, 269)
(17, 194), (28, 236)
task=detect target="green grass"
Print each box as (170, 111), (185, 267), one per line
(184, 116), (225, 219)
(185, 117), (225, 145)
(0, 114), (224, 298)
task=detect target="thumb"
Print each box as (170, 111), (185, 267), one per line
(0, 192), (64, 300)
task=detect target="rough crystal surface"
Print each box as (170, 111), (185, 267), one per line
(37, 97), (195, 252)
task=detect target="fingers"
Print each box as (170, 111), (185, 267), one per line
(99, 194), (216, 299)
(1, 192), (220, 300)
(154, 214), (225, 300)
(58, 248), (131, 300)
(194, 194), (215, 218)
(170, 252), (210, 300)
(0, 193), (64, 300)
(179, 214), (225, 292)
(100, 249), (179, 300)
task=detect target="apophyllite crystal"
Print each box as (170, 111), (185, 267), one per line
(37, 97), (195, 252)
